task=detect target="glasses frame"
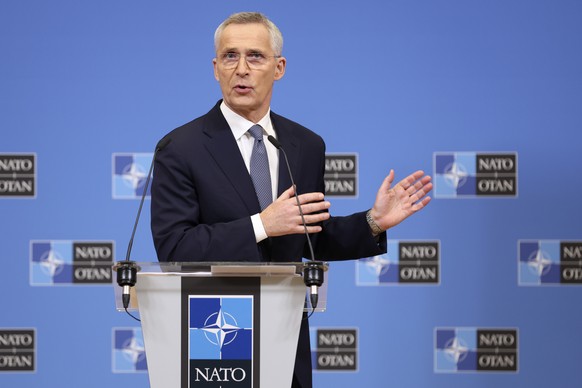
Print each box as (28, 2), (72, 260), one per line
(218, 51), (282, 69)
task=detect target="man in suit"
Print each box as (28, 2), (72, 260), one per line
(151, 12), (432, 388)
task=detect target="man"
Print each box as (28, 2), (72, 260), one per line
(151, 12), (432, 388)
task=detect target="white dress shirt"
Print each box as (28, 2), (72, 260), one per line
(220, 101), (280, 243)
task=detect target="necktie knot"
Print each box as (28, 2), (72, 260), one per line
(248, 124), (264, 141)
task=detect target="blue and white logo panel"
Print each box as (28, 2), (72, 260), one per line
(30, 240), (113, 286)
(519, 240), (582, 285)
(435, 327), (518, 373)
(434, 152), (476, 198)
(30, 240), (73, 286)
(112, 327), (147, 373)
(356, 240), (440, 285)
(112, 153), (153, 199)
(188, 296), (254, 387)
(434, 152), (517, 198)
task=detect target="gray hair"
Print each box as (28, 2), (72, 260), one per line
(214, 12), (284, 56)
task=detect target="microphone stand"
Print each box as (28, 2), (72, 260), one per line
(114, 136), (172, 321)
(267, 135), (325, 317)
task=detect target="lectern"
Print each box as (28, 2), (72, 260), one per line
(114, 262), (327, 388)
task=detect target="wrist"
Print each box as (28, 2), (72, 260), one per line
(251, 213), (268, 242)
(366, 209), (385, 236)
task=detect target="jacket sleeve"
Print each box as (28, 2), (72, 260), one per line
(301, 133), (387, 261)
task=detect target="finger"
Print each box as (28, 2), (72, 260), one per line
(298, 201), (331, 215)
(409, 182), (433, 204)
(295, 192), (326, 205)
(405, 180), (423, 195)
(411, 196), (432, 211)
(409, 182), (433, 201)
(398, 170), (426, 188)
(406, 175), (432, 195)
(290, 223), (323, 235)
(304, 225), (323, 234)
(302, 212), (331, 224)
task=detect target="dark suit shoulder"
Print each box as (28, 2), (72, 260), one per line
(270, 110), (325, 149)
(167, 116), (207, 141)
(160, 101), (228, 151)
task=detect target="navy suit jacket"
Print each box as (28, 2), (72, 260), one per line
(151, 100), (386, 387)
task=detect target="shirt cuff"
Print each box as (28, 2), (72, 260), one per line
(251, 214), (268, 243)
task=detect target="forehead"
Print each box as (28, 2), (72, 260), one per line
(217, 23), (272, 52)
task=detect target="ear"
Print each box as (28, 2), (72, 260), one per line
(213, 58), (219, 81)
(274, 56), (286, 81)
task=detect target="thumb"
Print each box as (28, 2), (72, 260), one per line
(277, 185), (295, 201)
(379, 169), (395, 192)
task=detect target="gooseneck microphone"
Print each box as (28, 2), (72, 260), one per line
(115, 136), (172, 317)
(267, 135), (324, 314)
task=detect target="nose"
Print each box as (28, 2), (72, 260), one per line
(235, 56), (250, 75)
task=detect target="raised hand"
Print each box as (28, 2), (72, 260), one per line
(369, 170), (432, 232)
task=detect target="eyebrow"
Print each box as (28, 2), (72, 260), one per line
(221, 47), (266, 54)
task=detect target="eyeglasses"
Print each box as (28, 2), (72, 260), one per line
(218, 52), (281, 69)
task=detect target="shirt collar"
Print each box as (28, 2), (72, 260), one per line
(220, 101), (275, 140)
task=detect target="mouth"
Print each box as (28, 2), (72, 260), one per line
(234, 85), (253, 94)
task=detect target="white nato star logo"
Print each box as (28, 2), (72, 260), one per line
(121, 162), (147, 190)
(202, 309), (240, 348)
(443, 162), (468, 189)
(121, 336), (146, 364)
(444, 337), (469, 363)
(527, 249), (553, 276)
(364, 255), (392, 276)
(39, 249), (64, 277)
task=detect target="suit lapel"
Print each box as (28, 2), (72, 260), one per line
(200, 104), (302, 213)
(271, 112), (300, 196)
(202, 103), (261, 214)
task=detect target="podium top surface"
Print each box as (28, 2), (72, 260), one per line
(113, 261), (329, 313)
(120, 261), (328, 277)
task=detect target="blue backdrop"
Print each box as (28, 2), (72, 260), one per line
(2, 0), (582, 387)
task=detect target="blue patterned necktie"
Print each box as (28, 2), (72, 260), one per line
(248, 124), (272, 210)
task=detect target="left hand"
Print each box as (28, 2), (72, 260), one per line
(369, 169), (433, 231)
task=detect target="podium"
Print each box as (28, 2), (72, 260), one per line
(114, 262), (327, 388)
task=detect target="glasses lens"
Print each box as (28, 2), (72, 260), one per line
(221, 53), (238, 68)
(220, 53), (274, 69)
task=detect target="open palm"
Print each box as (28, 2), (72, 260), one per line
(370, 170), (433, 231)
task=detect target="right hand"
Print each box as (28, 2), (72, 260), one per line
(260, 186), (331, 237)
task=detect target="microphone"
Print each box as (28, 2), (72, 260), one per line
(115, 136), (172, 313)
(267, 135), (325, 313)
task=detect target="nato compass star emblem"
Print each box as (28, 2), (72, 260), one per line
(40, 249), (65, 277)
(435, 328), (475, 372)
(356, 252), (400, 285)
(121, 162), (147, 191)
(30, 241), (74, 285)
(433, 152), (478, 198)
(364, 255), (392, 277)
(444, 337), (469, 364)
(443, 162), (468, 190)
(202, 308), (241, 348)
(113, 328), (148, 372)
(121, 336), (146, 364)
(189, 296), (253, 363)
(112, 153), (154, 199)
(527, 249), (553, 277)
(518, 240), (563, 286)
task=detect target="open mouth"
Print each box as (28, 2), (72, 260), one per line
(234, 85), (252, 93)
